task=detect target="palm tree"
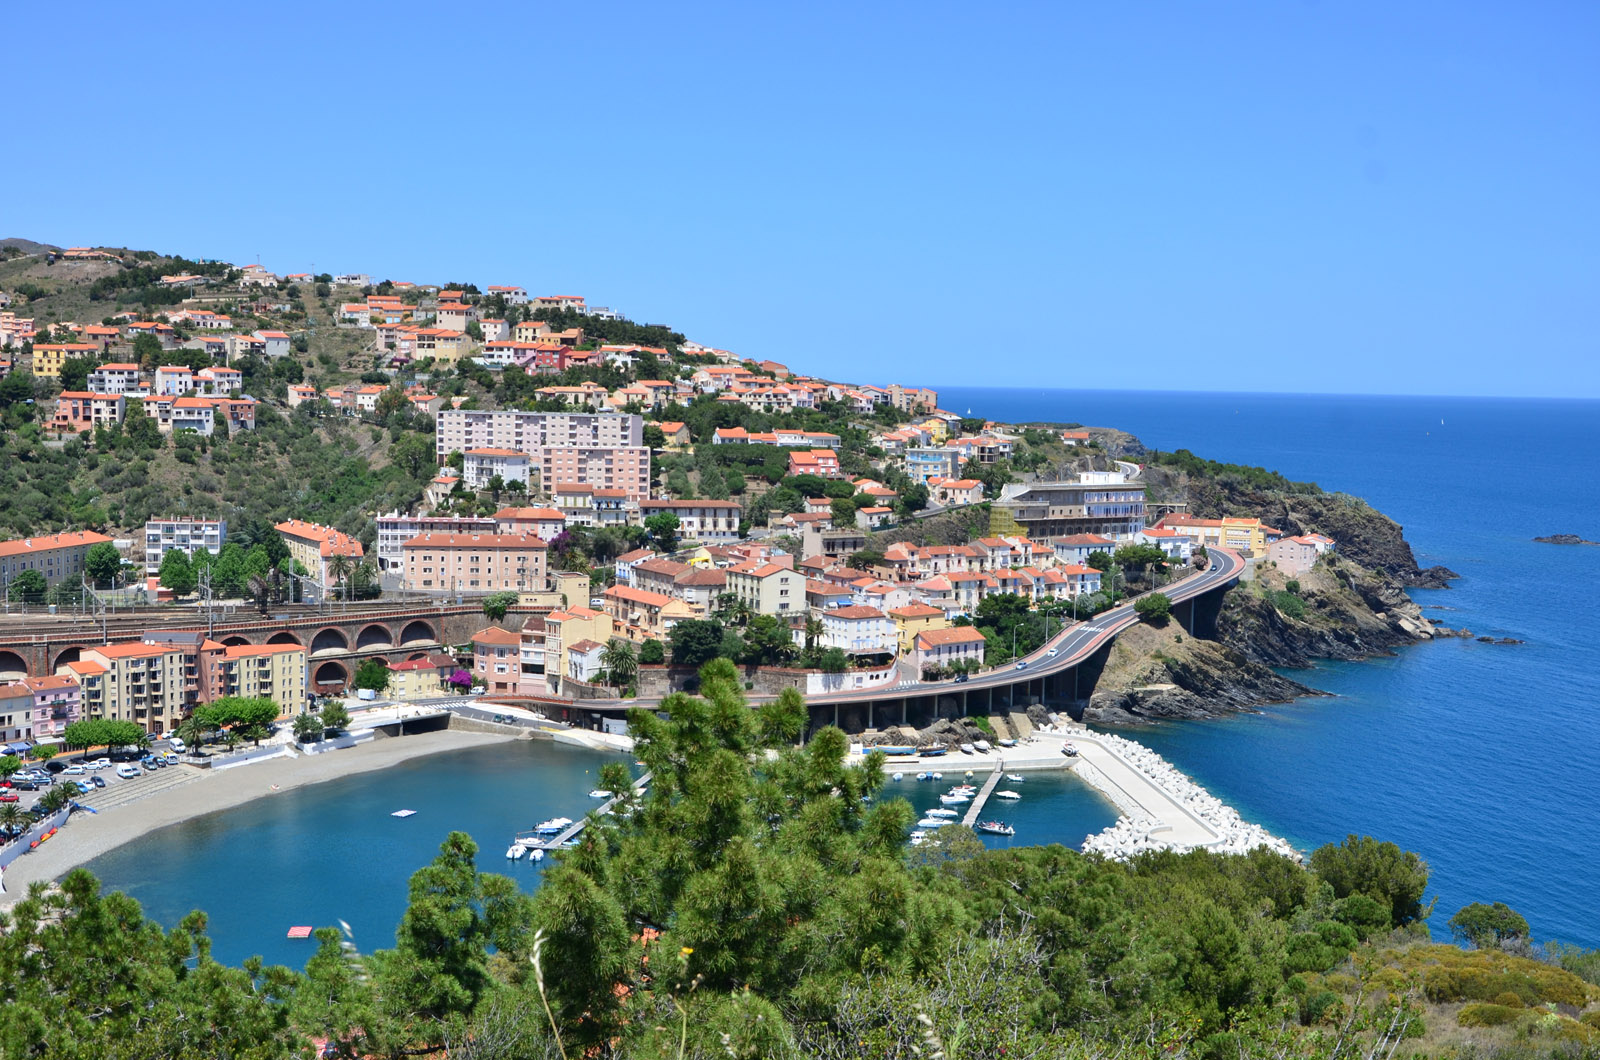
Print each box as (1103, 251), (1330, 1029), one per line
(803, 616), (823, 655)
(599, 638), (637, 690)
(36, 785), (72, 815)
(327, 553), (354, 599)
(176, 715), (206, 753)
(0, 802), (25, 838)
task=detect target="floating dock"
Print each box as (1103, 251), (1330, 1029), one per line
(517, 772), (652, 851)
(960, 766), (1004, 827)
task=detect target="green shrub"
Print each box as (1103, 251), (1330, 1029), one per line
(1457, 1003), (1520, 1028)
(1269, 590), (1306, 619)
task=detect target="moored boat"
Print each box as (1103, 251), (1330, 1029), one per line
(975, 820), (1015, 836)
(995, 790), (1021, 800)
(1005, 773), (1024, 782)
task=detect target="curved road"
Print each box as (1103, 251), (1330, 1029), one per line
(536, 548), (1243, 713)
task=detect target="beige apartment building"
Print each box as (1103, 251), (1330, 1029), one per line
(68, 642), (197, 734)
(0, 530), (114, 591)
(725, 558), (803, 617)
(275, 519), (364, 585)
(536, 606), (615, 692)
(434, 410), (643, 460)
(400, 532), (549, 592)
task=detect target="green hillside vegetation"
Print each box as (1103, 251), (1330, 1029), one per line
(5, 662), (1596, 1059)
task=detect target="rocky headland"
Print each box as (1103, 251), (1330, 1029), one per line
(1534, 533), (1599, 546)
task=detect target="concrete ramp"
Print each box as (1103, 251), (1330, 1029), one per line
(987, 715), (1013, 740)
(1007, 711), (1034, 739)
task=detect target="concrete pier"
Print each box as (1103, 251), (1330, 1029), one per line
(960, 766), (1004, 827)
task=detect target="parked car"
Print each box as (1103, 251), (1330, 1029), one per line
(0, 793), (18, 803)
(61, 764), (87, 776)
(140, 755), (160, 769)
(87, 758), (112, 770)
(74, 780), (94, 794)
(115, 764), (141, 780)
(90, 775), (107, 789)
(9, 779), (39, 791)
(162, 752), (180, 764)
(167, 737), (187, 753)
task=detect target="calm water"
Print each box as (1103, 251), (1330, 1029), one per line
(85, 740), (629, 969)
(87, 738), (1117, 968)
(942, 388), (1600, 947)
(90, 389), (1600, 958)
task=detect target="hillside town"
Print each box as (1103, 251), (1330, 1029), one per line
(0, 245), (1336, 751)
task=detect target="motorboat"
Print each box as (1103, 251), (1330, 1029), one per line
(919, 746), (948, 757)
(532, 817), (573, 835)
(997, 738), (1016, 748)
(1064, 743), (1079, 757)
(926, 807), (959, 818)
(975, 821), (1016, 836)
(959, 743), (975, 755)
(995, 790), (1022, 800)
(505, 844), (525, 860)
(1006, 774), (1025, 783)
(891, 772), (904, 781)
(939, 793), (971, 805)
(974, 740), (991, 752)
(916, 817), (951, 828)
(915, 771), (931, 781)
(587, 789), (613, 799)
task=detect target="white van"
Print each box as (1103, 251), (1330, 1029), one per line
(115, 764), (141, 780)
(167, 737), (187, 754)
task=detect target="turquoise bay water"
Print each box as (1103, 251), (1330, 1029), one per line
(87, 739), (1117, 968)
(941, 388), (1600, 948)
(89, 389), (1600, 960)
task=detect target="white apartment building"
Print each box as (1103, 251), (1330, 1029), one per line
(434, 410), (644, 459)
(143, 518), (227, 575)
(462, 448), (533, 489)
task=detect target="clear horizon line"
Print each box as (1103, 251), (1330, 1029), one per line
(923, 384), (1600, 403)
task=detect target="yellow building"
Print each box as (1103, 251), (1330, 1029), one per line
(387, 659), (442, 699)
(275, 519), (364, 586)
(1157, 515), (1280, 555)
(912, 415), (950, 444)
(599, 585), (694, 642)
(213, 643), (308, 717)
(30, 342), (100, 378)
(886, 602), (951, 653)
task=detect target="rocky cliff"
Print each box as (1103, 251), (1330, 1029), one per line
(1081, 619), (1322, 725)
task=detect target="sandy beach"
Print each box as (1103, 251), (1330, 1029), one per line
(0, 729), (515, 904)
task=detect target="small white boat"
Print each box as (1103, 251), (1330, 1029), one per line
(974, 740), (991, 752)
(1006, 774), (1024, 783)
(995, 790), (1022, 800)
(892, 772), (904, 781)
(917, 817), (951, 828)
(390, 809), (417, 818)
(505, 844), (524, 860)
(910, 835), (926, 846)
(587, 789), (612, 799)
(527, 848), (544, 862)
(939, 793), (971, 805)
(532, 817), (573, 835)
(931, 772), (943, 780)
(926, 808), (959, 817)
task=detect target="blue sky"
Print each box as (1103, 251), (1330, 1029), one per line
(10, 3), (1598, 397)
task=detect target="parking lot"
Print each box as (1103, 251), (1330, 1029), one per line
(4, 746), (200, 815)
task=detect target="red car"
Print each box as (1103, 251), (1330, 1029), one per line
(0, 793), (19, 803)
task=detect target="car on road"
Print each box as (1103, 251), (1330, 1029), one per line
(1046, 647), (1059, 657)
(954, 672), (970, 683)
(61, 764), (87, 776)
(90, 775), (107, 788)
(1014, 661), (1029, 670)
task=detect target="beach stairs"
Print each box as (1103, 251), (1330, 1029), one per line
(72, 766), (203, 814)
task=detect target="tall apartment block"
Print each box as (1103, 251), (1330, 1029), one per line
(143, 517), (227, 574)
(434, 410), (651, 501)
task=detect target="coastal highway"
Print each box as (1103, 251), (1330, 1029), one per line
(546, 548), (1244, 715)
(803, 544), (1243, 706)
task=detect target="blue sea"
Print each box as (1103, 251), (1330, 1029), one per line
(940, 387), (1600, 948)
(87, 389), (1600, 961)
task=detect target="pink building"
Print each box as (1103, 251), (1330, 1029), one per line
(23, 674), (81, 742)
